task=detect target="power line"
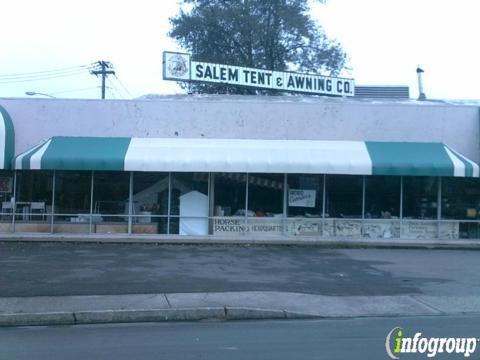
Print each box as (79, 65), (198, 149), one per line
(110, 77), (128, 99)
(106, 86), (116, 99)
(113, 75), (134, 98)
(106, 78), (123, 99)
(0, 71), (89, 84)
(0, 64), (94, 80)
(90, 61), (115, 99)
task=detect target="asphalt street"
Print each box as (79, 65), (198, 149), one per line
(1, 243), (479, 297)
(1, 315), (479, 360)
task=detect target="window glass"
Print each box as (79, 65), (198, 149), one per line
(15, 171), (53, 216)
(326, 175), (362, 218)
(133, 172), (169, 215)
(54, 171), (91, 217)
(0, 171), (15, 231)
(93, 171), (129, 223)
(365, 176), (400, 219)
(14, 171), (53, 232)
(213, 173), (246, 217)
(247, 173), (284, 217)
(170, 173), (209, 235)
(132, 172), (169, 234)
(403, 176), (438, 219)
(441, 178), (480, 220)
(287, 174), (323, 217)
(0, 171), (15, 210)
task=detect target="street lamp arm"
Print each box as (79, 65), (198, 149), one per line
(25, 91), (56, 98)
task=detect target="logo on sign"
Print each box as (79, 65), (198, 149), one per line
(168, 54), (188, 78)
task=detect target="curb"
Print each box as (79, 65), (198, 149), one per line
(1, 236), (480, 250)
(0, 307), (319, 327)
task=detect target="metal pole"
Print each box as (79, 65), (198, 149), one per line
(12, 171), (17, 232)
(101, 64), (106, 100)
(437, 177), (442, 239)
(361, 175), (366, 237)
(50, 170), (56, 233)
(167, 172), (172, 235)
(245, 173), (249, 235)
(322, 174), (326, 236)
(128, 171), (133, 235)
(208, 172), (214, 235)
(400, 176), (404, 238)
(89, 171), (94, 234)
(283, 173), (288, 235)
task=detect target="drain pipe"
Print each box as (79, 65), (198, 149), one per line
(416, 66), (426, 100)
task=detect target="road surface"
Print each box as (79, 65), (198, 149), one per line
(1, 315), (479, 360)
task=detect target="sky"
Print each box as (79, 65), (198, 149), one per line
(0, 0), (478, 100)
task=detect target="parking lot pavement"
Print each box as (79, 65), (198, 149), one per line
(1, 243), (479, 298)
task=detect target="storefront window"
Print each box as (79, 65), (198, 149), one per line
(15, 171), (53, 232)
(54, 171), (91, 217)
(0, 171), (14, 209)
(0, 171), (15, 232)
(365, 176), (400, 219)
(441, 178), (480, 220)
(93, 171), (129, 233)
(132, 172), (169, 234)
(441, 178), (480, 239)
(248, 173), (284, 217)
(287, 174), (323, 218)
(325, 175), (362, 218)
(403, 176), (438, 219)
(53, 171), (92, 233)
(213, 173), (246, 217)
(170, 172), (209, 235)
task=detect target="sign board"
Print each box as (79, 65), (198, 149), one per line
(288, 189), (316, 207)
(163, 51), (354, 97)
(213, 218), (283, 235)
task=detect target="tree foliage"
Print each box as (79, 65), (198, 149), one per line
(169, 0), (347, 94)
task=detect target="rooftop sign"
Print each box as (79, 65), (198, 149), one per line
(163, 51), (354, 97)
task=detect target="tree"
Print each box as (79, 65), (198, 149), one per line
(169, 0), (347, 94)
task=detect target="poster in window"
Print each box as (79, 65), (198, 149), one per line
(0, 177), (12, 193)
(288, 189), (316, 208)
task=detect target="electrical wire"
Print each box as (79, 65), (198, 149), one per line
(0, 64), (95, 80)
(113, 75), (134, 98)
(106, 78), (123, 99)
(0, 71), (90, 84)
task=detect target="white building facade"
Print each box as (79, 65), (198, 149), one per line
(0, 95), (479, 240)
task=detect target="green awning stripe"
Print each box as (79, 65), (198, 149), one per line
(366, 142), (455, 176)
(0, 105), (15, 169)
(39, 137), (131, 171)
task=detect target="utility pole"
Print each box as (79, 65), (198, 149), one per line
(90, 61), (115, 99)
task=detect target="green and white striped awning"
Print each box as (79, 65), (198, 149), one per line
(13, 136), (479, 177)
(0, 105), (15, 170)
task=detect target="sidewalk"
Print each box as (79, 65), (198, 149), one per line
(2, 233), (480, 249)
(2, 291), (480, 327)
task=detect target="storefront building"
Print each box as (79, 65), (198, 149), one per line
(1, 96), (479, 240)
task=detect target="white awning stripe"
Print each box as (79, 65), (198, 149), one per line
(29, 139), (52, 170)
(14, 141), (46, 170)
(450, 147), (480, 177)
(444, 145), (466, 177)
(124, 138), (373, 175)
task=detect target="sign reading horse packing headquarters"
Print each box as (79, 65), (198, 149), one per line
(163, 51), (355, 96)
